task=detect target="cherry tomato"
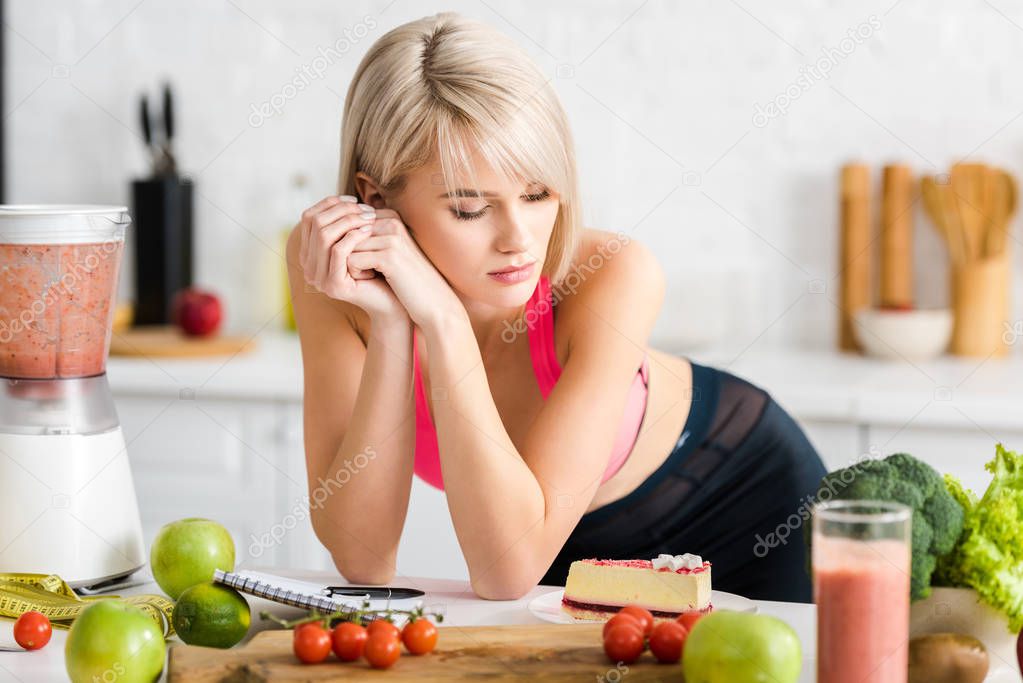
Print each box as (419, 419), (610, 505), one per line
(603, 623), (645, 664)
(618, 606), (654, 637)
(602, 613), (643, 640)
(293, 622), (332, 664)
(364, 631), (401, 669)
(649, 620), (688, 663)
(13, 611), (51, 650)
(366, 618), (401, 641)
(401, 618), (438, 655)
(676, 610), (704, 633)
(331, 621), (368, 661)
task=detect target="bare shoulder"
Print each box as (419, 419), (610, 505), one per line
(553, 228), (666, 341)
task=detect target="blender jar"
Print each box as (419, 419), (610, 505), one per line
(0, 205), (129, 379)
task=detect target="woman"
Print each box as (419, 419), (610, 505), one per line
(287, 11), (827, 603)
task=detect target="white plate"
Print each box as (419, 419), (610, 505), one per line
(528, 589), (758, 624)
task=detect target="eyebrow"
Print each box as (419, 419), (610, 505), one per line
(437, 189), (499, 199)
(437, 183), (546, 199)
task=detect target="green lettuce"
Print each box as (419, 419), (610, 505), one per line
(933, 444), (1023, 632)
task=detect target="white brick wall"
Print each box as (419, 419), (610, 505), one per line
(7, 0), (1023, 352)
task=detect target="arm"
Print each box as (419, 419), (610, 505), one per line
(420, 235), (666, 599)
(286, 226), (415, 584)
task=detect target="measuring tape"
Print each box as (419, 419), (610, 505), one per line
(0, 573), (175, 637)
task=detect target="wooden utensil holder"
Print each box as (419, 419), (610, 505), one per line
(949, 253), (1010, 357)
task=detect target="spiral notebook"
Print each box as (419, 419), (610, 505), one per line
(212, 569), (424, 624)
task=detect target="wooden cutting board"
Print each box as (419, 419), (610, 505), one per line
(168, 622), (682, 681)
(110, 326), (256, 358)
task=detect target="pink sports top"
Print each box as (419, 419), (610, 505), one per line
(411, 274), (650, 491)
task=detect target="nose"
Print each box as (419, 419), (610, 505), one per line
(495, 208), (535, 255)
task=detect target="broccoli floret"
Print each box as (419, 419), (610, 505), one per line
(807, 452), (965, 601)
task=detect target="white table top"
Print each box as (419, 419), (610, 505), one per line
(0, 566), (816, 682)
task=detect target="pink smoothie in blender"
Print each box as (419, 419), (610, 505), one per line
(0, 206), (128, 379)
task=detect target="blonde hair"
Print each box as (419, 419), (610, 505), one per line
(337, 11), (581, 285)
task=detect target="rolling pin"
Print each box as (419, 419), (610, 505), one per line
(839, 163), (872, 351)
(880, 163), (915, 308)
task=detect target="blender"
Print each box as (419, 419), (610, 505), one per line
(0, 205), (146, 586)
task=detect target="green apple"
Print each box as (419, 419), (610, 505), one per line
(65, 600), (165, 683)
(682, 610), (802, 683)
(150, 517), (235, 599)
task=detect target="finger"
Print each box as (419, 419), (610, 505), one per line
(349, 265), (377, 280)
(303, 200), (368, 271)
(360, 210), (403, 236)
(302, 195), (364, 270)
(346, 230), (392, 279)
(326, 228), (372, 283)
(300, 196), (344, 267)
(309, 210), (376, 283)
(317, 222), (378, 288)
(347, 249), (384, 275)
(346, 233), (394, 252)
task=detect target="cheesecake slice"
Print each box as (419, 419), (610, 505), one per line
(561, 554), (712, 620)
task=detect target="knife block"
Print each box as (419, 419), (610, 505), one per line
(131, 175), (193, 325)
(949, 252), (1010, 357)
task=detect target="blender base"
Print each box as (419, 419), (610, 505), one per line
(0, 426), (147, 585)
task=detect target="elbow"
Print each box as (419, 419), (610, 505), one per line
(473, 585), (532, 601)
(470, 568), (537, 601)
(472, 579), (534, 601)
(328, 549), (396, 586)
(311, 514), (396, 586)
(340, 560), (396, 586)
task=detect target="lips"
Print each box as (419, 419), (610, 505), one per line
(489, 261), (536, 275)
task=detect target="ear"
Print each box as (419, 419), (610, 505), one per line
(353, 172), (388, 211)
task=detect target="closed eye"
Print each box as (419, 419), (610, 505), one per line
(451, 188), (552, 221)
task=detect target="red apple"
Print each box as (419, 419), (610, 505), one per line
(1017, 629), (1022, 676)
(172, 287), (223, 337)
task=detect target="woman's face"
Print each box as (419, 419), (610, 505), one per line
(359, 150), (560, 310)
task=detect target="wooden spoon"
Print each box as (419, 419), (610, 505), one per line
(922, 176), (952, 259)
(922, 175), (967, 265)
(951, 163), (988, 261)
(985, 169), (1008, 257)
(940, 177), (970, 265)
(987, 170), (1018, 256)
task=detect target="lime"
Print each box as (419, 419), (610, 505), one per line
(150, 517), (235, 599)
(172, 582), (250, 648)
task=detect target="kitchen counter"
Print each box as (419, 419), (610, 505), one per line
(4, 567), (1022, 682)
(0, 566), (817, 682)
(101, 331), (1020, 589)
(106, 330), (1023, 431)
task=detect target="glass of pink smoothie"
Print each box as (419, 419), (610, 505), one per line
(813, 500), (912, 683)
(0, 206), (129, 380)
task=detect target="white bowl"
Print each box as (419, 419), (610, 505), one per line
(853, 307), (952, 361)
